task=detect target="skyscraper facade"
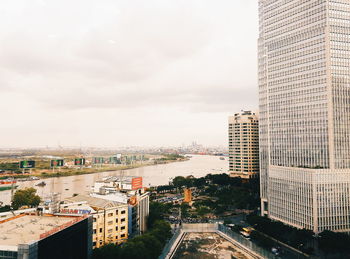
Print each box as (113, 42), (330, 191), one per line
(258, 0), (350, 233)
(228, 111), (259, 179)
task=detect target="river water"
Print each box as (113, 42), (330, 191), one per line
(0, 155), (228, 205)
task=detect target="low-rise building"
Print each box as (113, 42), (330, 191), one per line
(92, 176), (143, 193)
(63, 195), (128, 249)
(0, 213), (92, 259)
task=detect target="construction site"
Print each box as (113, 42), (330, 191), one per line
(173, 232), (254, 259)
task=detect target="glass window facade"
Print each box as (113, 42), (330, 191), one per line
(259, 0), (350, 233)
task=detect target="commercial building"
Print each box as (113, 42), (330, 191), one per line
(63, 195), (129, 249)
(0, 213), (92, 259)
(92, 176), (150, 236)
(92, 176), (143, 193)
(258, 0), (350, 233)
(228, 111), (259, 179)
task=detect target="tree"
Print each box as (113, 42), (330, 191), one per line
(92, 244), (119, 259)
(172, 176), (190, 188)
(319, 230), (350, 255)
(0, 205), (11, 212)
(92, 220), (172, 259)
(148, 202), (171, 228)
(181, 203), (190, 218)
(12, 187), (41, 210)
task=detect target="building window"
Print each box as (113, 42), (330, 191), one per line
(108, 221), (113, 225)
(93, 229), (96, 234)
(116, 226), (118, 231)
(99, 228), (103, 233)
(121, 226), (125, 230)
(93, 218), (97, 222)
(121, 234), (126, 238)
(121, 218), (126, 223)
(108, 213), (113, 217)
(121, 210), (126, 214)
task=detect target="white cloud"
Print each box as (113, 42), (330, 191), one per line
(0, 0), (258, 147)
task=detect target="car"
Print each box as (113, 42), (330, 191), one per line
(271, 247), (280, 256)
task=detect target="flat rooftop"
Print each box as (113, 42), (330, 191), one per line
(0, 215), (77, 248)
(99, 176), (138, 184)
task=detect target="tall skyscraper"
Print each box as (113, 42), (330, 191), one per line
(258, 0), (350, 233)
(228, 111), (259, 179)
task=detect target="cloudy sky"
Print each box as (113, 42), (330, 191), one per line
(0, 0), (258, 148)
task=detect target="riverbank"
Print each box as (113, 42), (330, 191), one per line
(0, 155), (228, 205)
(0, 158), (188, 180)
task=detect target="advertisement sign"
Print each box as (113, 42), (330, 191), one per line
(131, 177), (143, 190)
(20, 160), (36, 169)
(60, 208), (92, 215)
(109, 156), (121, 164)
(51, 159), (64, 167)
(74, 158), (86, 166)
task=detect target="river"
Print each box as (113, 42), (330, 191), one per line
(0, 155), (228, 205)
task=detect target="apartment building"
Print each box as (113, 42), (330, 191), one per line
(63, 195), (128, 248)
(229, 111), (259, 179)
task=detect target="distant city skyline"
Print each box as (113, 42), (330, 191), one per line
(0, 0), (258, 148)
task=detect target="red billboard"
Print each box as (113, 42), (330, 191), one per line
(132, 177), (143, 190)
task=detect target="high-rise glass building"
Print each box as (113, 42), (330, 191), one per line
(258, 0), (350, 233)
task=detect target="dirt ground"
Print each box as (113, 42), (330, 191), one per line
(173, 232), (254, 259)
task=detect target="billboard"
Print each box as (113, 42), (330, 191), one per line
(131, 177), (143, 190)
(60, 208), (92, 215)
(51, 159), (64, 167)
(74, 158), (86, 166)
(92, 157), (104, 164)
(109, 156), (121, 164)
(20, 160), (36, 169)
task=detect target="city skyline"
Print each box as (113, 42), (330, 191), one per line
(0, 0), (258, 148)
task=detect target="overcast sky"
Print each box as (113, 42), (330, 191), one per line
(0, 0), (258, 148)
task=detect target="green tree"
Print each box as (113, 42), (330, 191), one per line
(91, 244), (119, 259)
(172, 176), (190, 188)
(181, 203), (190, 218)
(197, 206), (210, 217)
(12, 187), (41, 210)
(0, 205), (11, 212)
(148, 202), (171, 228)
(92, 219), (171, 259)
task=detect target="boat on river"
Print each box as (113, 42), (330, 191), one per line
(36, 181), (46, 187)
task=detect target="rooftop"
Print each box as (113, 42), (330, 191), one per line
(0, 214), (79, 249)
(65, 194), (127, 210)
(98, 176), (138, 184)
